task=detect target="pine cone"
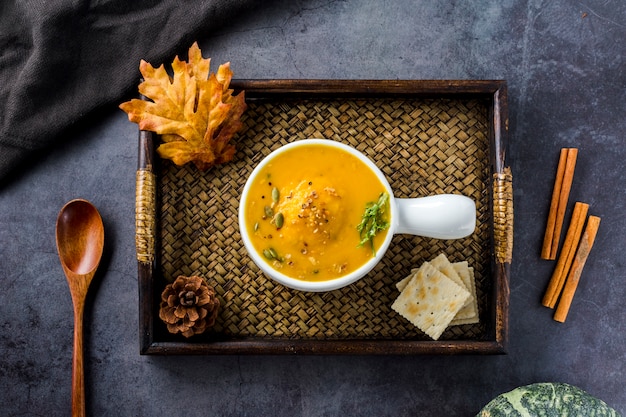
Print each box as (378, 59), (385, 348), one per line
(159, 275), (220, 338)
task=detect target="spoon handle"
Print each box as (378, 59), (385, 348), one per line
(72, 302), (86, 417)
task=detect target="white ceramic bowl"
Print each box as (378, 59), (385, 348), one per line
(239, 139), (476, 292)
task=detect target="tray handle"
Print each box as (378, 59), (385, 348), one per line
(136, 130), (156, 265)
(493, 167), (513, 264)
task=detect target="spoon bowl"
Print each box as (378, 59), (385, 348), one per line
(55, 199), (104, 417)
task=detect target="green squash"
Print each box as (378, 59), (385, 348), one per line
(477, 382), (622, 417)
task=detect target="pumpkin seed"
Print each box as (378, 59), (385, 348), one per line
(271, 187), (280, 203)
(274, 212), (284, 228)
(263, 249), (275, 260)
(254, 222), (259, 232)
(264, 205), (274, 218)
(268, 247), (278, 259)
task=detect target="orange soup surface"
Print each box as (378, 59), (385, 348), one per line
(244, 142), (389, 282)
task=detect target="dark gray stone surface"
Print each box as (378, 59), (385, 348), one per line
(1, 1), (624, 415)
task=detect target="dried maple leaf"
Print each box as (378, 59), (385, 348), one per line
(119, 42), (246, 169)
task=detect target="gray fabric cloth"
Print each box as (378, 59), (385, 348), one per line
(0, 0), (252, 184)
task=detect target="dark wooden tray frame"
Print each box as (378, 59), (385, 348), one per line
(137, 79), (510, 355)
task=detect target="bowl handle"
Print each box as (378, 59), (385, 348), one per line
(394, 194), (476, 239)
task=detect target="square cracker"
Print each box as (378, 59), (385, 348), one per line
(430, 253), (465, 289)
(391, 262), (470, 340)
(396, 254), (466, 292)
(395, 273), (413, 292)
(450, 263), (479, 325)
(430, 254), (476, 320)
(397, 255), (476, 319)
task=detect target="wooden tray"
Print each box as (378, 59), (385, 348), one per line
(136, 79), (511, 355)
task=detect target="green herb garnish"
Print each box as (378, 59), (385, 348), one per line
(356, 192), (390, 255)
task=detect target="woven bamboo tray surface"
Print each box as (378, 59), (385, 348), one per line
(157, 97), (490, 342)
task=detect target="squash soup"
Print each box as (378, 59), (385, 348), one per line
(244, 142), (390, 282)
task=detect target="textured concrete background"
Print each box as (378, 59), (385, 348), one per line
(1, 1), (625, 415)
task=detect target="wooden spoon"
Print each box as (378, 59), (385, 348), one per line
(55, 199), (104, 417)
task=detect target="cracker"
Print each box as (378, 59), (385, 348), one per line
(450, 264), (479, 325)
(431, 255), (477, 320)
(395, 273), (413, 292)
(430, 253), (465, 289)
(396, 254), (464, 292)
(391, 262), (470, 340)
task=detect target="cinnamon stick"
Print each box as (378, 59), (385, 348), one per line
(541, 149), (568, 259)
(541, 148), (578, 260)
(551, 148), (578, 258)
(554, 215), (601, 322)
(541, 202), (588, 308)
